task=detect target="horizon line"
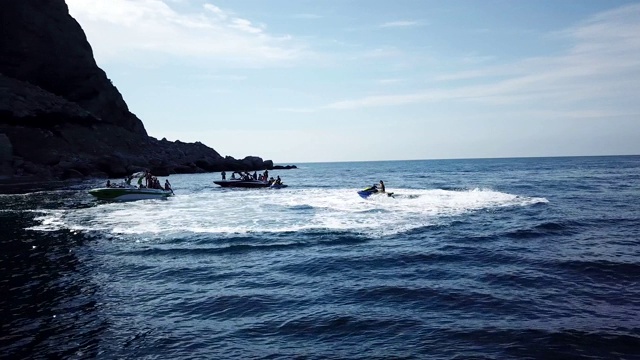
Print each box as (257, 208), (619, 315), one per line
(277, 153), (640, 165)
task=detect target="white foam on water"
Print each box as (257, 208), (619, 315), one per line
(27, 188), (548, 237)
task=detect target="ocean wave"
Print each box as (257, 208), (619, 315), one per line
(553, 259), (640, 283)
(502, 220), (580, 239)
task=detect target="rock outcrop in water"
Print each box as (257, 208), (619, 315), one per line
(0, 0), (275, 182)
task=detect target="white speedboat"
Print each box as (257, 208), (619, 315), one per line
(88, 185), (173, 201)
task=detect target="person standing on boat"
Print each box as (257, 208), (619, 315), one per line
(221, 171), (226, 180)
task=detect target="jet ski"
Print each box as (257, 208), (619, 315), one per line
(357, 185), (379, 199)
(357, 184), (394, 199)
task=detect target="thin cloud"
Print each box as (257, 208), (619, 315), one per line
(380, 20), (421, 28)
(327, 4), (640, 114)
(66, 0), (308, 66)
(203, 4), (228, 20)
(229, 18), (264, 34)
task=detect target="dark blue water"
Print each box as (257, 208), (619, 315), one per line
(1, 156), (639, 359)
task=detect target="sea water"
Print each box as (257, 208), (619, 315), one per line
(1, 156), (639, 359)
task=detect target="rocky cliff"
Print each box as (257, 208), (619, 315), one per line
(0, 0), (273, 181)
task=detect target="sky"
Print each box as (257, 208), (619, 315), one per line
(66, 0), (640, 163)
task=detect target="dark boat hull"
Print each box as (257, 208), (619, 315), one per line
(89, 187), (172, 201)
(358, 190), (376, 199)
(357, 189), (394, 199)
(214, 180), (270, 188)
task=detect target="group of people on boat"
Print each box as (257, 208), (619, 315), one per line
(222, 170), (259, 181)
(105, 171), (172, 191)
(221, 170), (284, 186)
(138, 171), (172, 191)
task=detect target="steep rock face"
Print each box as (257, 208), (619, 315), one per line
(0, 133), (12, 177)
(0, 0), (146, 134)
(0, 0), (277, 182)
(0, 73), (248, 179)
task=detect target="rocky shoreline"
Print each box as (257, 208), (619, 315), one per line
(0, 0), (291, 184)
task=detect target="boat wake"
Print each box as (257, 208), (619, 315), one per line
(27, 187), (548, 238)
